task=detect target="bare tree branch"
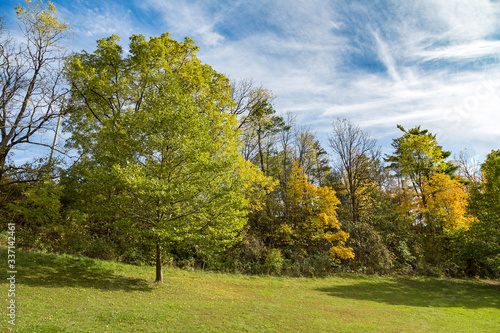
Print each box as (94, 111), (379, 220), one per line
(0, 1), (70, 183)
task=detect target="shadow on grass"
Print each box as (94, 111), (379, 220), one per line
(316, 277), (500, 309)
(1, 247), (153, 292)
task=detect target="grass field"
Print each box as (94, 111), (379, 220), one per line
(1, 246), (499, 332)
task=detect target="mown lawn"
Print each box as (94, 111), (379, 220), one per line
(1, 247), (499, 332)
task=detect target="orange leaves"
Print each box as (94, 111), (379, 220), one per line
(288, 161), (341, 228)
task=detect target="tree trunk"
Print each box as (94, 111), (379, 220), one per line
(0, 150), (7, 183)
(351, 193), (358, 225)
(155, 243), (163, 283)
(257, 125), (265, 174)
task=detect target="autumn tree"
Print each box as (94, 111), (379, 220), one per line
(249, 99), (285, 174)
(64, 34), (249, 282)
(424, 173), (473, 231)
(385, 125), (458, 218)
(229, 81), (283, 175)
(285, 161), (353, 261)
(229, 79), (278, 165)
(229, 79), (273, 130)
(0, 0), (70, 182)
(384, 125), (473, 270)
(296, 127), (330, 186)
(240, 114), (346, 271)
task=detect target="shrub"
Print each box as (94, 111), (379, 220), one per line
(346, 222), (393, 274)
(264, 248), (284, 275)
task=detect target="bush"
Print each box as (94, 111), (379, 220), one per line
(346, 222), (393, 274)
(264, 248), (284, 275)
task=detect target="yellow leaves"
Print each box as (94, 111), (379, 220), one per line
(325, 230), (349, 243)
(293, 162), (340, 224)
(329, 246), (355, 262)
(15, 0), (69, 46)
(286, 161), (353, 262)
(393, 185), (420, 221)
(425, 173), (474, 230)
(393, 172), (474, 230)
(325, 231), (354, 262)
(236, 158), (277, 211)
(289, 161), (333, 216)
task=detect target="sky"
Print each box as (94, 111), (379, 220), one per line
(2, 0), (500, 164)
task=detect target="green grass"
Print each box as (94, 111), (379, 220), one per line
(1, 247), (500, 332)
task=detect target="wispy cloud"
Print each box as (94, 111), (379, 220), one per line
(57, 1), (137, 50)
(370, 28), (402, 83)
(3, 0), (499, 161)
(418, 40), (500, 61)
(137, 0), (248, 46)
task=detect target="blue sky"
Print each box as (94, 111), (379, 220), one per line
(2, 0), (500, 164)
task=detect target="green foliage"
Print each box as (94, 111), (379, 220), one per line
(7, 181), (61, 225)
(343, 222), (392, 274)
(263, 248), (284, 275)
(63, 33), (249, 280)
(386, 125), (457, 180)
(3, 1), (499, 280)
(385, 125), (458, 216)
(5, 181), (64, 250)
(465, 150), (500, 277)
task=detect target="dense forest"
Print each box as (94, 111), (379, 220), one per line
(2, 1), (499, 282)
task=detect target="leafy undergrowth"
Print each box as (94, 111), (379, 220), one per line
(1, 247), (499, 332)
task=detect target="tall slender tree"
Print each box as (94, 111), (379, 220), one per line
(0, 1), (70, 182)
(328, 118), (379, 225)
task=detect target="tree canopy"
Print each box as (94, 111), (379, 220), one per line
(63, 33), (250, 282)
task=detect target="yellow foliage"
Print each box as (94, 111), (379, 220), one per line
(324, 230), (349, 243)
(15, 0), (69, 46)
(392, 173), (474, 230)
(393, 184), (421, 221)
(425, 173), (474, 230)
(325, 231), (354, 261)
(237, 158), (277, 211)
(329, 246), (355, 262)
(287, 161), (353, 261)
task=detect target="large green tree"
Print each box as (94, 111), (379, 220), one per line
(64, 34), (248, 282)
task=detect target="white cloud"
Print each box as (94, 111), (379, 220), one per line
(370, 28), (402, 83)
(417, 40), (500, 61)
(431, 0), (500, 41)
(137, 0), (233, 46)
(13, 0), (500, 162)
(57, 2), (136, 50)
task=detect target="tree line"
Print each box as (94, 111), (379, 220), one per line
(1, 1), (499, 281)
